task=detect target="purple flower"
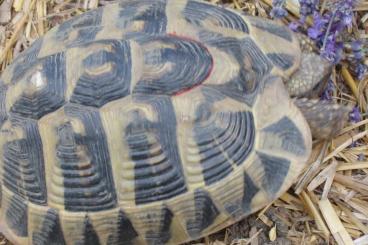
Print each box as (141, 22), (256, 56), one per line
(350, 106), (362, 123)
(296, 0), (358, 65)
(288, 21), (301, 31)
(351, 40), (364, 61)
(320, 79), (335, 100)
(358, 153), (365, 161)
(321, 35), (344, 63)
(271, 0), (288, 18)
(355, 63), (367, 80)
(347, 40), (367, 80)
(351, 40), (362, 51)
(307, 12), (328, 40)
(335, 0), (356, 27)
(299, 0), (319, 22)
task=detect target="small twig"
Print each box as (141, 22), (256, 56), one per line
(299, 191), (330, 239)
(324, 130), (368, 163)
(334, 174), (368, 196)
(321, 10), (337, 52)
(295, 141), (329, 194)
(318, 199), (354, 245)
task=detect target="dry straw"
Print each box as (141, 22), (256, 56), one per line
(0, 0), (367, 244)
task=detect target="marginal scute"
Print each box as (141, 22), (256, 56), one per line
(10, 38), (44, 82)
(82, 216), (101, 245)
(67, 27), (104, 48)
(32, 209), (66, 245)
(107, 210), (138, 245)
(242, 172), (259, 212)
(248, 17), (293, 41)
(9, 52), (66, 120)
(1, 117), (47, 204)
(70, 40), (131, 107)
(5, 195), (28, 237)
(53, 105), (116, 211)
(124, 97), (187, 204)
(54, 8), (103, 46)
(186, 189), (219, 237)
(262, 116), (306, 156)
(267, 53), (295, 70)
(133, 36), (213, 96)
(191, 100), (255, 185)
(184, 0), (249, 33)
(118, 0), (167, 35)
(144, 206), (173, 244)
(0, 83), (7, 127)
(257, 152), (290, 197)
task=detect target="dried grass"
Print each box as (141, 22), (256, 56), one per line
(0, 0), (367, 244)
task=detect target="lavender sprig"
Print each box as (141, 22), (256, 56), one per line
(299, 0), (319, 23)
(289, 0), (358, 65)
(350, 106), (362, 123)
(271, 0), (288, 18)
(348, 40), (368, 80)
(320, 79), (335, 100)
(275, 0), (365, 80)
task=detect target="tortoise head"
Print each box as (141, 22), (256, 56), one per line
(286, 34), (352, 140)
(285, 33), (333, 98)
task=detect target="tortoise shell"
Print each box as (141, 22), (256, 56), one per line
(0, 0), (312, 244)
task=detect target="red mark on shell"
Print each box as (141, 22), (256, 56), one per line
(168, 33), (214, 96)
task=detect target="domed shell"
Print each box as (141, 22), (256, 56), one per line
(0, 0), (311, 244)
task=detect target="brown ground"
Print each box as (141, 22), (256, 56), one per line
(0, 0), (367, 244)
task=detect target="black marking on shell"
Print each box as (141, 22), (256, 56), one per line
(133, 36), (213, 96)
(6, 195), (28, 237)
(186, 189), (219, 238)
(32, 209), (66, 245)
(66, 27), (104, 48)
(0, 83), (6, 128)
(10, 52), (66, 120)
(250, 18), (292, 41)
(223, 201), (239, 217)
(55, 105), (116, 211)
(267, 53), (294, 70)
(55, 8), (103, 46)
(203, 37), (271, 106)
(107, 210), (138, 245)
(223, 172), (259, 217)
(184, 0), (248, 33)
(82, 216), (101, 245)
(262, 116), (306, 156)
(125, 97), (187, 204)
(257, 152), (290, 197)
(145, 206), (173, 245)
(242, 172), (259, 212)
(118, 0), (167, 35)
(70, 40), (131, 107)
(11, 38), (44, 82)
(2, 117), (47, 204)
(193, 99), (255, 185)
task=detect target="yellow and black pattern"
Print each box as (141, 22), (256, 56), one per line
(69, 40), (132, 107)
(1, 117), (47, 205)
(0, 0), (311, 244)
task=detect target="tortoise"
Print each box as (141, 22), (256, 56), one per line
(0, 0), (351, 244)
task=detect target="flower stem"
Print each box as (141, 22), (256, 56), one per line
(321, 9), (337, 52)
